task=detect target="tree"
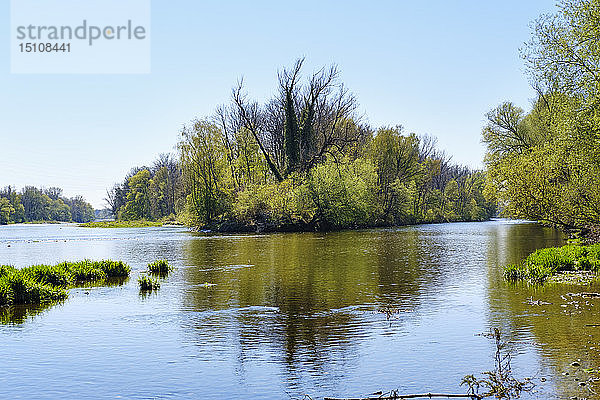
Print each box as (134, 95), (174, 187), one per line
(483, 0), (600, 229)
(0, 197), (14, 225)
(368, 127), (420, 222)
(67, 196), (95, 223)
(120, 169), (152, 220)
(229, 58), (366, 181)
(178, 119), (231, 224)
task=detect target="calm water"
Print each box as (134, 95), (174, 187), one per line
(1, 220), (598, 399)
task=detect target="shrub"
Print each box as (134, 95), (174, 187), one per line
(307, 157), (379, 228)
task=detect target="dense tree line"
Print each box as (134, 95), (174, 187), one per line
(0, 186), (94, 225)
(109, 60), (495, 230)
(105, 154), (183, 221)
(483, 0), (600, 230)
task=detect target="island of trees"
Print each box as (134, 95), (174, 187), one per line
(0, 186), (95, 224)
(104, 60), (495, 231)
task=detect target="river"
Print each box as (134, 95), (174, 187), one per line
(1, 220), (598, 399)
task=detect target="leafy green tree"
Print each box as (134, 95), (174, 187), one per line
(47, 199), (71, 222)
(67, 196), (95, 223)
(120, 169), (152, 220)
(0, 198), (14, 225)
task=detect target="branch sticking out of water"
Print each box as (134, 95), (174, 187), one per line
(324, 392), (479, 400)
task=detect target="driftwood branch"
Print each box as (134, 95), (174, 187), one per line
(324, 393), (479, 400)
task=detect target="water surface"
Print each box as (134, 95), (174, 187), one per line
(1, 221), (598, 399)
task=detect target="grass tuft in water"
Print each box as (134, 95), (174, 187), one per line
(0, 260), (131, 306)
(95, 260), (131, 277)
(147, 259), (172, 275)
(138, 276), (160, 291)
(504, 244), (600, 283)
(0, 272), (67, 305)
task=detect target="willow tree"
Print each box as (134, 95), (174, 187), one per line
(483, 0), (600, 229)
(178, 119), (231, 224)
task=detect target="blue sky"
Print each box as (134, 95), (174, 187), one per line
(1, 0), (557, 208)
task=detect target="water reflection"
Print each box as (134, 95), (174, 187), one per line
(4, 221), (599, 400)
(484, 223), (600, 399)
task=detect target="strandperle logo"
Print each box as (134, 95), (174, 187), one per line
(15, 20), (147, 46)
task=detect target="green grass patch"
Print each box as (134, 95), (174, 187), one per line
(0, 259), (131, 306)
(78, 220), (162, 228)
(504, 244), (600, 283)
(138, 276), (160, 291)
(147, 259), (172, 275)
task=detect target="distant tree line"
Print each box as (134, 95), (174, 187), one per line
(483, 0), (600, 230)
(0, 186), (95, 225)
(107, 59), (495, 230)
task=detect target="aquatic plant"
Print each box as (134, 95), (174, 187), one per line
(0, 259), (131, 306)
(504, 244), (600, 283)
(95, 260), (130, 277)
(23, 264), (72, 287)
(0, 272), (67, 305)
(0, 265), (16, 278)
(147, 259), (172, 275)
(138, 276), (160, 291)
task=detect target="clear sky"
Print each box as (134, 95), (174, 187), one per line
(1, 0), (557, 208)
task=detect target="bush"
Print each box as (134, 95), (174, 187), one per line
(232, 180), (314, 226)
(307, 157), (379, 228)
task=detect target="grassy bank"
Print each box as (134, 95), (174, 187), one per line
(78, 220), (163, 228)
(504, 244), (600, 283)
(0, 260), (130, 306)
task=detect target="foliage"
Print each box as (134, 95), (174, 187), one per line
(307, 157), (379, 228)
(484, 0), (600, 230)
(106, 60), (495, 230)
(138, 276), (160, 291)
(504, 244), (600, 283)
(0, 185), (94, 225)
(0, 259), (130, 306)
(105, 154), (183, 222)
(147, 259), (172, 275)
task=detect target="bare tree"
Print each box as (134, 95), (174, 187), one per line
(228, 58), (365, 181)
